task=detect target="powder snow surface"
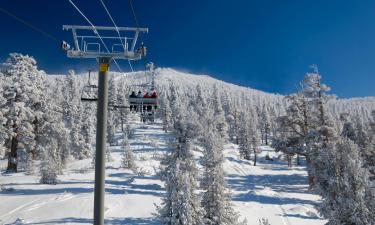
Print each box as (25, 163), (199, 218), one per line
(0, 120), (326, 225)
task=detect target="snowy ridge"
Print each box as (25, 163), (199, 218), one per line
(50, 68), (375, 114)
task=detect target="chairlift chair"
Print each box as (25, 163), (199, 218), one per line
(128, 85), (158, 112)
(81, 70), (99, 102)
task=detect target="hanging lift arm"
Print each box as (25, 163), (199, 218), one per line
(71, 28), (80, 51)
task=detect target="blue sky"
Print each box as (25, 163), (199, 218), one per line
(0, 0), (374, 98)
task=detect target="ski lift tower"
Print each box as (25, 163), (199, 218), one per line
(61, 25), (148, 225)
(146, 62), (156, 91)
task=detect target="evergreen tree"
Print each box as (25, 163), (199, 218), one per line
(70, 105), (90, 159)
(61, 70), (86, 160)
(250, 117), (261, 166)
(37, 95), (68, 182)
(168, 84), (182, 126)
(258, 105), (271, 145)
(38, 119), (62, 184)
(121, 131), (135, 169)
(211, 85), (228, 141)
(201, 129), (243, 225)
(107, 75), (118, 145)
(362, 111), (375, 180)
(319, 138), (375, 225)
(195, 84), (208, 119)
(107, 111), (116, 145)
(273, 67), (334, 187)
(81, 103), (95, 158)
(340, 113), (356, 141)
(162, 98), (172, 133)
(0, 78), (8, 158)
(39, 152), (58, 185)
(1, 53), (45, 172)
(238, 112), (251, 160)
(304, 67), (337, 189)
(157, 118), (203, 225)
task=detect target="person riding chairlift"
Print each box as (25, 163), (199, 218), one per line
(151, 91), (157, 98)
(129, 91), (137, 98)
(129, 91), (137, 112)
(143, 92), (151, 98)
(136, 91), (143, 98)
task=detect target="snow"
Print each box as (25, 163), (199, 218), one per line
(223, 144), (324, 225)
(0, 120), (325, 225)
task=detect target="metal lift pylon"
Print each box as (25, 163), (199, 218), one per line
(62, 25), (148, 225)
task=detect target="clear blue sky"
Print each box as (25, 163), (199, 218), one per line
(0, 0), (374, 98)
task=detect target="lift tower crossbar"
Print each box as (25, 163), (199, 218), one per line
(62, 25), (148, 59)
(62, 25), (148, 225)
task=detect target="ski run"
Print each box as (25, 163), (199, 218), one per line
(1, 120), (325, 225)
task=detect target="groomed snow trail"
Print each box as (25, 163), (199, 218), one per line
(224, 145), (326, 225)
(0, 120), (326, 225)
(0, 120), (166, 225)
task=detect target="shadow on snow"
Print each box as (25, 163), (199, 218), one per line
(24, 217), (159, 225)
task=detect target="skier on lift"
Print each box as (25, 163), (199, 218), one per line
(129, 91), (137, 111)
(129, 91), (137, 98)
(137, 91), (143, 98)
(151, 91), (157, 98)
(143, 92), (150, 98)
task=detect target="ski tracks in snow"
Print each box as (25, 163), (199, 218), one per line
(0, 191), (76, 223)
(227, 155), (293, 225)
(0, 197), (42, 221)
(277, 205), (293, 225)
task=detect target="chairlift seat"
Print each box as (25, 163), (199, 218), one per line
(129, 97), (158, 105)
(81, 85), (99, 102)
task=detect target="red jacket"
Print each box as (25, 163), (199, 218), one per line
(143, 93), (150, 98)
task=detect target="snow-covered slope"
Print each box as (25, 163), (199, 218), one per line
(0, 120), (325, 225)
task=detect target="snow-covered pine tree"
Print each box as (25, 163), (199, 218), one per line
(39, 150), (58, 185)
(211, 85), (228, 141)
(106, 144), (112, 162)
(168, 84), (184, 126)
(362, 110), (375, 180)
(157, 115), (203, 225)
(81, 103), (95, 158)
(61, 69), (86, 160)
(237, 107), (259, 164)
(70, 104), (90, 160)
(238, 112), (251, 160)
(226, 109), (237, 144)
(340, 113), (357, 141)
(319, 138), (375, 225)
(1, 53), (46, 172)
(107, 112), (116, 146)
(201, 128), (243, 225)
(116, 84), (128, 132)
(121, 131), (135, 169)
(0, 77), (8, 158)
(273, 115), (298, 167)
(354, 116), (370, 150)
(38, 118), (64, 184)
(304, 67), (338, 190)
(273, 67), (334, 186)
(107, 75), (118, 145)
(250, 115), (261, 166)
(273, 90), (312, 166)
(162, 97), (172, 133)
(61, 70), (78, 128)
(258, 105), (271, 145)
(195, 84), (208, 119)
